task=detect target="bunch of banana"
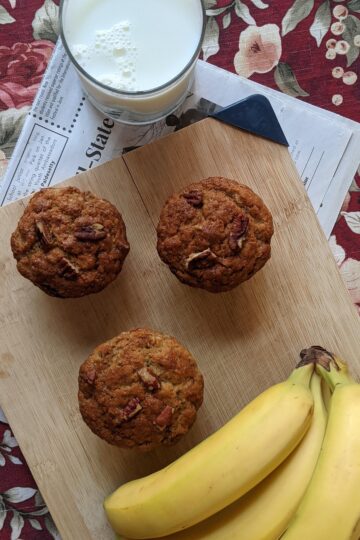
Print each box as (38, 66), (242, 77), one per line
(106, 347), (360, 540)
(104, 362), (314, 539)
(280, 346), (360, 540)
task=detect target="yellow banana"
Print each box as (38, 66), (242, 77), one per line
(118, 371), (326, 540)
(321, 378), (332, 412)
(104, 363), (314, 539)
(281, 346), (360, 540)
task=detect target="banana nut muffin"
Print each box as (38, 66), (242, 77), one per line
(78, 328), (204, 451)
(156, 177), (274, 293)
(11, 186), (129, 298)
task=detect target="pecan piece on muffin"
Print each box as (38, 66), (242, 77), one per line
(78, 328), (204, 451)
(156, 177), (274, 293)
(11, 186), (129, 298)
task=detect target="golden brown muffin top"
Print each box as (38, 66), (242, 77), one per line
(157, 177), (274, 293)
(78, 328), (204, 451)
(11, 186), (129, 298)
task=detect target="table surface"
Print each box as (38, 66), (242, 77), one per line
(0, 1), (359, 538)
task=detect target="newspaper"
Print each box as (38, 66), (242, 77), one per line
(2, 41), (360, 238)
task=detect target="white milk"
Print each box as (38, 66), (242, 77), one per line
(61, 0), (204, 122)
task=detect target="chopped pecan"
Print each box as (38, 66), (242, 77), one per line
(200, 224), (224, 242)
(229, 215), (249, 251)
(182, 191), (203, 208)
(137, 367), (160, 391)
(186, 248), (217, 271)
(35, 220), (53, 250)
(74, 224), (106, 241)
(118, 398), (142, 424)
(58, 257), (79, 280)
(154, 405), (174, 431)
(84, 368), (96, 385)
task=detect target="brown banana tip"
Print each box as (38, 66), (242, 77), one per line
(297, 346), (338, 371)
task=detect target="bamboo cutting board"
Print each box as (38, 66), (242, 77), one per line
(0, 118), (359, 540)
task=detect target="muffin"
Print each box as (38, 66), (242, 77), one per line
(78, 328), (204, 451)
(156, 177), (274, 293)
(11, 186), (129, 298)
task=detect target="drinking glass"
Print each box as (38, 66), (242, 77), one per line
(59, 0), (206, 125)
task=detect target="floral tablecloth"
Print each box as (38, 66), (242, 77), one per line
(0, 0), (359, 538)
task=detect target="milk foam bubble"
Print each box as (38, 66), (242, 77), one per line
(71, 21), (137, 91)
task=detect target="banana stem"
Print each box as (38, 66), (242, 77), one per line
(298, 346), (336, 370)
(299, 346), (355, 391)
(317, 363), (353, 391)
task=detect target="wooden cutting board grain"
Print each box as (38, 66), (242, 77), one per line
(0, 119), (359, 539)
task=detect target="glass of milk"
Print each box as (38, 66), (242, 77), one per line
(60, 0), (205, 125)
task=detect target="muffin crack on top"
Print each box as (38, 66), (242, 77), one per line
(156, 177), (274, 293)
(11, 186), (130, 298)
